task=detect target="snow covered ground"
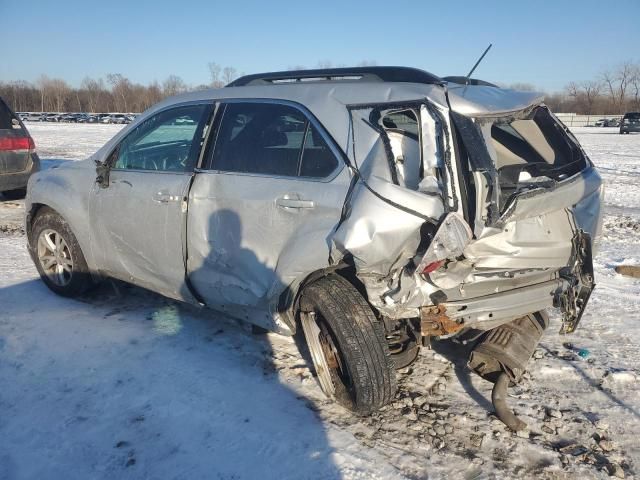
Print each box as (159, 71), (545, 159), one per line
(1, 124), (639, 479)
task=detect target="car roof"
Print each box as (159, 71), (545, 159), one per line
(153, 66), (543, 119)
(95, 67), (544, 164)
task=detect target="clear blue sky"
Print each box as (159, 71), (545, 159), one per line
(1, 0), (639, 92)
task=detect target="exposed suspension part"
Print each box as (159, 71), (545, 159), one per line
(468, 311), (549, 431)
(383, 317), (421, 369)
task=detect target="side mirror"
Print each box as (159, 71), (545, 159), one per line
(95, 159), (111, 188)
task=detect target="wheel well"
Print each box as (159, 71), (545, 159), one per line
(25, 203), (57, 240)
(280, 263), (372, 334)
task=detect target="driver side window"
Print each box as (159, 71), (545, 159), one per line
(112, 104), (209, 172)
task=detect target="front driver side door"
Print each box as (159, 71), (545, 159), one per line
(90, 103), (212, 301)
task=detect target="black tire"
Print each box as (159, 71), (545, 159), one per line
(1, 188), (27, 200)
(298, 274), (397, 415)
(30, 209), (94, 297)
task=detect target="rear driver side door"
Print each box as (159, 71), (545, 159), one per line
(187, 100), (351, 324)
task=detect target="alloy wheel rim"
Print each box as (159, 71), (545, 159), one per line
(37, 229), (73, 286)
(301, 311), (345, 397)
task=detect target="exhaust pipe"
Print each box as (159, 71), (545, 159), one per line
(468, 311), (548, 431)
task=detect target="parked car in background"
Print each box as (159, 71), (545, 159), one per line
(0, 97), (40, 199)
(594, 118), (618, 127)
(77, 114), (99, 123)
(109, 114), (130, 124)
(620, 112), (640, 134)
(23, 112), (44, 122)
(60, 113), (81, 123)
(44, 113), (63, 122)
(25, 67), (602, 430)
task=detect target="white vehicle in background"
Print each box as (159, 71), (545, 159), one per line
(22, 113), (44, 122)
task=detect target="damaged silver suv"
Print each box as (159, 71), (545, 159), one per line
(25, 67), (602, 429)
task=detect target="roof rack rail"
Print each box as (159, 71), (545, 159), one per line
(226, 66), (444, 87)
(442, 76), (499, 88)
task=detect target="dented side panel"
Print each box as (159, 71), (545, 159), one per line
(187, 166), (351, 334)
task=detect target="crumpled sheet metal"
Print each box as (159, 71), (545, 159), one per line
(464, 209), (576, 269)
(498, 166), (603, 228)
(330, 179), (443, 276)
(330, 99), (447, 279)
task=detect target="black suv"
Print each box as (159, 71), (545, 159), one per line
(0, 97), (40, 199)
(620, 112), (640, 134)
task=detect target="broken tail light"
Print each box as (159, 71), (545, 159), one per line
(416, 213), (473, 275)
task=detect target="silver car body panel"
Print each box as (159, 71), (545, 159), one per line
(25, 78), (602, 336)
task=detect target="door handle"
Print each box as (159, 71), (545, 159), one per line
(276, 196), (315, 209)
(153, 191), (179, 203)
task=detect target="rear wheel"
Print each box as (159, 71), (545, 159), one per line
(298, 274), (397, 415)
(30, 210), (94, 297)
(1, 188), (26, 200)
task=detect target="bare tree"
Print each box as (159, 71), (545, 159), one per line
(144, 81), (163, 108)
(208, 62), (224, 88)
(629, 64), (640, 111)
(567, 80), (602, 114)
(581, 81), (602, 114)
(162, 75), (186, 97)
(222, 66), (238, 85)
(48, 79), (70, 112)
(356, 60), (377, 67)
(36, 75), (51, 112)
(106, 73), (131, 112)
(81, 77), (103, 113)
(6, 80), (32, 112)
(602, 62), (634, 113)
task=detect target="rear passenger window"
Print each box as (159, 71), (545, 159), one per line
(210, 102), (338, 178)
(300, 124), (338, 177)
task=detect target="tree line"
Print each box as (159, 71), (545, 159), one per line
(504, 61), (640, 115)
(1, 60), (639, 114)
(0, 62), (240, 114)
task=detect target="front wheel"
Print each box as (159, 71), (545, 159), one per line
(30, 209), (94, 297)
(298, 274), (397, 415)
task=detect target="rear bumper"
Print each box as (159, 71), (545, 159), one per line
(421, 230), (595, 335)
(432, 278), (564, 328)
(0, 153), (40, 192)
